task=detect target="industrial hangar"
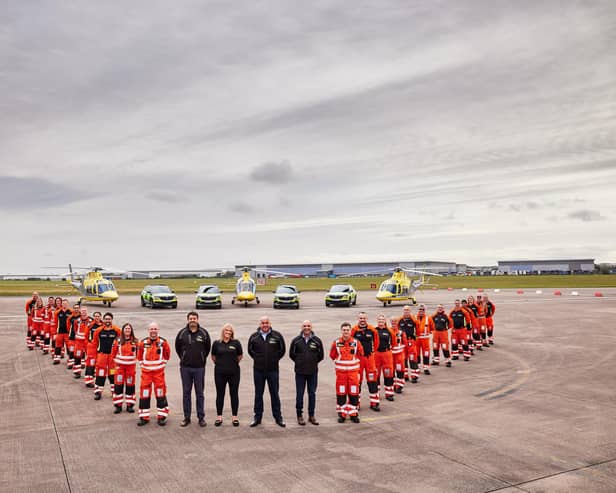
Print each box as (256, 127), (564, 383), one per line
(497, 258), (595, 275)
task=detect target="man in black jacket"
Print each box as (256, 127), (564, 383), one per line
(247, 316), (286, 427)
(289, 320), (324, 426)
(175, 311), (211, 427)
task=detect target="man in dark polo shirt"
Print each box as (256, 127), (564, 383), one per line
(247, 316), (286, 428)
(289, 320), (324, 426)
(175, 311), (211, 427)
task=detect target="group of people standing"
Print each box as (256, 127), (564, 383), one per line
(24, 291), (495, 427)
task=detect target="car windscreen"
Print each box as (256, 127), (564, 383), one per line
(199, 286), (220, 294)
(151, 286), (172, 294)
(330, 285), (350, 293)
(276, 286), (297, 294)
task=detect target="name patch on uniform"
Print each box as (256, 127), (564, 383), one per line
(229, 345), (236, 350)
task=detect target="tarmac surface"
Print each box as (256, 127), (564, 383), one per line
(1, 288), (615, 493)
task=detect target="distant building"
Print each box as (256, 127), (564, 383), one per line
(497, 259), (595, 275)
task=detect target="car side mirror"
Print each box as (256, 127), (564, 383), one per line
(220, 290), (223, 294)
(272, 291), (276, 293)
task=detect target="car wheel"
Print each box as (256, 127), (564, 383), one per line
(217, 303), (222, 309)
(141, 297), (145, 307)
(295, 303), (300, 309)
(353, 297), (357, 306)
(273, 303), (278, 309)
(172, 303), (177, 309)
(231, 298), (235, 304)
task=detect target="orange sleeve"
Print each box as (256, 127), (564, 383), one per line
(369, 325), (379, 347)
(357, 342), (364, 358)
(111, 340), (119, 360)
(491, 303), (496, 315)
(329, 341), (338, 360)
(429, 318), (435, 333)
(163, 340), (171, 361)
(448, 315), (454, 327)
(92, 327), (102, 351)
(137, 341), (144, 361)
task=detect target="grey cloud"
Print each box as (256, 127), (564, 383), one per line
(228, 202), (254, 214)
(0, 176), (88, 210)
(250, 161), (293, 184)
(568, 209), (606, 222)
(145, 191), (182, 204)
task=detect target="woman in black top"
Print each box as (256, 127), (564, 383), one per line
(211, 323), (243, 426)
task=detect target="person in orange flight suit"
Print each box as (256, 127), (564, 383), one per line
(330, 322), (363, 423)
(351, 312), (381, 412)
(460, 299), (476, 356)
(42, 296), (55, 354)
(48, 297), (62, 359)
(398, 305), (420, 383)
(111, 323), (139, 414)
(31, 298), (46, 350)
(25, 292), (39, 349)
(475, 294), (489, 348)
(69, 306), (92, 378)
(485, 295), (496, 345)
(53, 300), (72, 365)
(390, 316), (407, 394)
(374, 314), (396, 402)
(466, 296), (482, 352)
(450, 299), (472, 361)
(92, 312), (122, 400)
(137, 322), (171, 426)
(431, 304), (453, 367)
(66, 304), (82, 369)
(84, 312), (104, 388)
(415, 304), (435, 375)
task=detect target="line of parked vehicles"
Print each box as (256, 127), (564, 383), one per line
(139, 284), (358, 309)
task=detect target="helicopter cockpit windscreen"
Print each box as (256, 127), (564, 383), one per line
(237, 280), (255, 293)
(380, 282), (399, 295)
(98, 282), (115, 294)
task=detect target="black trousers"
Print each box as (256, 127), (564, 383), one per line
(214, 372), (240, 416)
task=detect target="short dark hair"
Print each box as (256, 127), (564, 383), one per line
(186, 311), (199, 320)
(93, 311), (102, 317)
(103, 312), (113, 319)
(340, 322), (352, 329)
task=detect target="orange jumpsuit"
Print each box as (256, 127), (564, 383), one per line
(69, 316), (92, 377)
(450, 308), (472, 361)
(92, 325), (121, 398)
(351, 324), (380, 410)
(25, 298), (37, 349)
(391, 321), (407, 393)
(398, 315), (419, 382)
(111, 338), (138, 410)
(467, 303), (482, 351)
(476, 300), (489, 347)
(374, 325), (396, 400)
(486, 301), (496, 344)
(415, 314), (435, 373)
(431, 312), (453, 365)
(66, 313), (80, 368)
(53, 308), (72, 364)
(138, 336), (171, 423)
(42, 304), (54, 353)
(84, 322), (103, 387)
(47, 306), (58, 357)
(330, 337), (363, 420)
(31, 307), (45, 349)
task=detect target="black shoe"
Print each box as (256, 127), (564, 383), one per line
(394, 387), (402, 394)
(477, 346), (483, 351)
(73, 373), (81, 379)
(370, 404), (380, 412)
(350, 415), (360, 423)
(94, 392), (101, 400)
(308, 416), (319, 426)
(86, 383), (94, 388)
(232, 419), (239, 427)
(137, 418), (149, 427)
(275, 418), (286, 428)
(113, 406), (122, 414)
(158, 417), (167, 426)
(411, 377), (418, 384)
(404, 376), (410, 382)
(53, 360), (60, 365)
(337, 416), (346, 423)
(452, 356), (459, 360)
(446, 361), (452, 367)
(126, 405), (135, 413)
(214, 419), (223, 427)
(464, 357), (470, 361)
(180, 418), (191, 427)
(424, 369), (431, 375)
(198, 419), (206, 428)
(249, 418), (262, 427)
(297, 415), (306, 426)
(489, 341), (494, 345)
(386, 395), (394, 402)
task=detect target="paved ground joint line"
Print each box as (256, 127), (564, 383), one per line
(35, 353), (73, 493)
(485, 457), (616, 492)
(431, 451), (529, 492)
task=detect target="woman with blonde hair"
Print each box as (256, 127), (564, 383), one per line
(211, 323), (243, 426)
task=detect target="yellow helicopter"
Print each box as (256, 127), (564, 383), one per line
(46, 265), (120, 306)
(375, 268), (442, 306)
(347, 267), (442, 306)
(231, 268), (260, 307)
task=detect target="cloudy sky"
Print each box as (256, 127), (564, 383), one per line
(2, 1), (615, 273)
